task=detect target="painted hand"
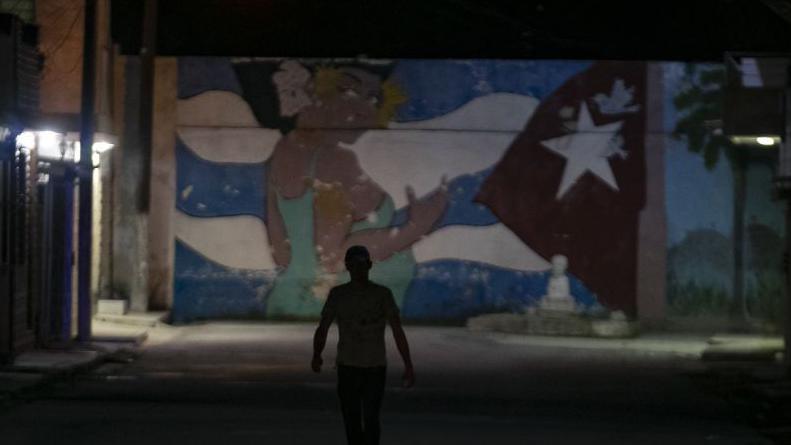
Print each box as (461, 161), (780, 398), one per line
(405, 176), (449, 231)
(311, 355), (323, 373)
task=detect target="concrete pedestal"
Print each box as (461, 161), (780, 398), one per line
(97, 299), (128, 316)
(526, 311), (593, 337)
(467, 311), (640, 339)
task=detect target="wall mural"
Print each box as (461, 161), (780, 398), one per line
(172, 58), (648, 323)
(172, 57), (784, 324)
(663, 63), (786, 322)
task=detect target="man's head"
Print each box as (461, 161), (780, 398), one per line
(345, 245), (372, 281)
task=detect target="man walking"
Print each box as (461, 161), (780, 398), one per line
(312, 245), (415, 445)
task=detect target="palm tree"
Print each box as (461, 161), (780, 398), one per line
(673, 64), (749, 322)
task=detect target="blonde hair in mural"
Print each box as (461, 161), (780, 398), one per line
(313, 66), (407, 127)
(378, 80), (407, 127)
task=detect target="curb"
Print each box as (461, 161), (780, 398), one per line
(0, 341), (143, 406)
(702, 347), (782, 363)
(1, 352), (106, 400)
(94, 312), (168, 328)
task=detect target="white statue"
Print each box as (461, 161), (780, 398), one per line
(540, 255), (576, 313)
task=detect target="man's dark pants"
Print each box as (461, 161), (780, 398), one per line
(337, 365), (387, 445)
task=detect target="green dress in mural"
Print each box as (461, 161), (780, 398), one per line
(265, 156), (416, 319)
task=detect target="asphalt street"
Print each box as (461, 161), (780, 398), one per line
(0, 323), (773, 444)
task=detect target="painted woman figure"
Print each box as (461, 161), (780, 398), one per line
(234, 60), (449, 318)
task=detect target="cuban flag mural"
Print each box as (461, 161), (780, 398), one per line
(172, 58), (645, 323)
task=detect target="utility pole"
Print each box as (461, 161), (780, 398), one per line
(763, 0), (791, 376)
(139, 0), (157, 213)
(77, 0), (97, 342)
(785, 64), (791, 373)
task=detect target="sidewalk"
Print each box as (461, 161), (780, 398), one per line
(0, 312), (162, 404)
(0, 349), (103, 404)
(476, 323), (790, 442)
(480, 329), (784, 360)
(467, 312), (784, 360)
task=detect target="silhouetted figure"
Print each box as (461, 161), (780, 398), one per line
(312, 245), (415, 445)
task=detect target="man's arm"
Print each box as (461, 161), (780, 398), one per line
(312, 315), (332, 373)
(313, 291), (336, 373)
(389, 312), (415, 388)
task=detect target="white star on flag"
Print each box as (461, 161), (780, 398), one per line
(541, 102), (624, 199)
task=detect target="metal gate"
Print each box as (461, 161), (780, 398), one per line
(36, 162), (76, 344)
(0, 137), (33, 363)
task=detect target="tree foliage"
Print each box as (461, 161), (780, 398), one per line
(672, 64), (735, 170)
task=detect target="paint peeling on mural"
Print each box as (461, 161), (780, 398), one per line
(171, 57), (784, 324)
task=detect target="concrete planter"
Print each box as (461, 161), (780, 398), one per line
(467, 312), (640, 339)
(97, 299), (128, 316)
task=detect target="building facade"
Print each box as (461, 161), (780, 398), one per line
(0, 11), (40, 362)
(0, 0), (118, 361)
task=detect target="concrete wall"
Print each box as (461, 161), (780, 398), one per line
(37, 0), (113, 127)
(148, 57), (177, 309)
(37, 0), (83, 116)
(112, 56), (148, 311)
(107, 56), (179, 311)
(636, 63), (668, 325)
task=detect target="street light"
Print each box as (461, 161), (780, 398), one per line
(15, 130), (115, 163)
(92, 141), (114, 152)
(729, 135), (782, 147)
(757, 136), (778, 146)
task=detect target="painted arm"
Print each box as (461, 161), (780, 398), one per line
(341, 179), (449, 264)
(315, 148), (448, 272)
(266, 174), (291, 268)
(389, 311), (415, 388)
